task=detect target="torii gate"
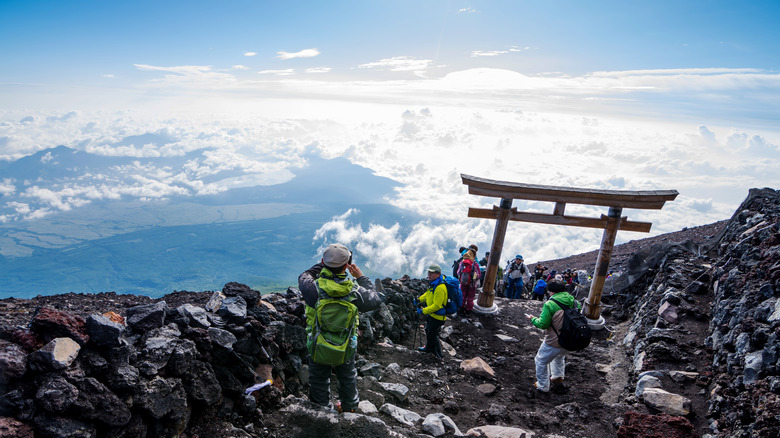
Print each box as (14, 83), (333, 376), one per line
(462, 174), (678, 324)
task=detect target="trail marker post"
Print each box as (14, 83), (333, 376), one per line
(461, 174), (677, 325)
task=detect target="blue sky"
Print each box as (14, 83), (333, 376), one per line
(1, 1), (779, 272)
(3, 1), (778, 82)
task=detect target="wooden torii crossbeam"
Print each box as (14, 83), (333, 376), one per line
(462, 174), (678, 322)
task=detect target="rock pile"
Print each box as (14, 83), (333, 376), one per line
(0, 280), (421, 437)
(705, 188), (780, 437)
(613, 187), (779, 437)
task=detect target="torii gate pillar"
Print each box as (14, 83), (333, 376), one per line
(476, 198), (512, 310)
(582, 206), (622, 320)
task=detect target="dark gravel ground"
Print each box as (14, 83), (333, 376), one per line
(0, 220), (729, 437)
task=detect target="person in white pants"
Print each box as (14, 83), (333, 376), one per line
(525, 280), (579, 393)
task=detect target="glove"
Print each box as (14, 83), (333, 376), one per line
(416, 308), (423, 315)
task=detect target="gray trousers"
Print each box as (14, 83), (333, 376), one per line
(308, 355), (359, 410)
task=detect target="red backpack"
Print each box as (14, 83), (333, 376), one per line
(459, 259), (480, 286)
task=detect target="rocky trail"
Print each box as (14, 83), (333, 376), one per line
(1, 188), (778, 438)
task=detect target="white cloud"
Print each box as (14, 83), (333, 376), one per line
(7, 201), (30, 214)
(471, 50), (508, 57)
(134, 64), (237, 85)
(244, 52), (257, 57)
(458, 8), (477, 14)
(1, 95), (777, 271)
(258, 69), (296, 76)
(0, 178), (15, 196)
(102, 74), (115, 78)
(276, 48), (320, 60)
(358, 56), (432, 76)
(314, 209), (490, 276)
(306, 67), (331, 74)
(231, 65), (249, 70)
(86, 143), (164, 157)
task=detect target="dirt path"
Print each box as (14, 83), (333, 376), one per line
(363, 296), (625, 437)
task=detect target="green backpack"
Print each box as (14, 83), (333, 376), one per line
(307, 286), (359, 366)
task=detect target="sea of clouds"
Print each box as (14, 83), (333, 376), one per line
(1, 67), (779, 277)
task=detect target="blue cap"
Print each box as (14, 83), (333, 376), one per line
(515, 254), (523, 259)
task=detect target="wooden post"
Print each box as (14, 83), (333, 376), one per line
(478, 198), (512, 308)
(583, 206), (623, 320)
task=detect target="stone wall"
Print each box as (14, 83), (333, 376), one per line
(616, 188), (779, 437)
(0, 279), (423, 437)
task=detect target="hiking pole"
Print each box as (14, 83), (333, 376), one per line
(247, 327), (288, 390)
(413, 311), (420, 350)
(228, 349), (265, 382)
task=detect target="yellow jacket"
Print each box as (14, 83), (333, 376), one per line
(418, 279), (448, 321)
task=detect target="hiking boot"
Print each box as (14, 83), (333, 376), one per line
(551, 378), (568, 394)
(533, 382), (550, 393)
(336, 402), (356, 414)
(417, 346), (428, 353)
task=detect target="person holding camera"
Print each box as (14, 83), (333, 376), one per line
(506, 255), (527, 299)
(298, 243), (382, 412)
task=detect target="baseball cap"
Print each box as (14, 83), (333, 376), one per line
(427, 264), (442, 274)
(323, 243), (351, 268)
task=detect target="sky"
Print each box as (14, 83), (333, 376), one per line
(1, 0), (779, 276)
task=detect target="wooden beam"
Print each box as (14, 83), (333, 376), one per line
(553, 202), (566, 216)
(462, 174), (678, 210)
(467, 207), (653, 233)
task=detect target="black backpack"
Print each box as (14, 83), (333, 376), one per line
(549, 298), (592, 351)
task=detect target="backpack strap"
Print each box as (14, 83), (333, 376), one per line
(547, 297), (570, 340)
(314, 280), (356, 304)
(549, 297), (570, 310)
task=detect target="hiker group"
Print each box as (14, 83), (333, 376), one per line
(299, 242), (591, 412)
(437, 245), (593, 394)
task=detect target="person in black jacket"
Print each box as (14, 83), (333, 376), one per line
(298, 243), (382, 412)
(451, 246), (467, 277)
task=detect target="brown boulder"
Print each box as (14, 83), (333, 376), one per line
(30, 307), (90, 345)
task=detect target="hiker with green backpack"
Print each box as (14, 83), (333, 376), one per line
(298, 243), (382, 412)
(525, 280), (591, 394)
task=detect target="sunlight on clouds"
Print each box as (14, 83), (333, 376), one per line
(134, 64), (237, 85)
(313, 209), (492, 277)
(0, 94), (777, 272)
(358, 57), (432, 74)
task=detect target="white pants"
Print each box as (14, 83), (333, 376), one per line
(534, 342), (567, 391)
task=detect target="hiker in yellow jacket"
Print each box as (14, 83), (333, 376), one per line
(416, 264), (448, 359)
